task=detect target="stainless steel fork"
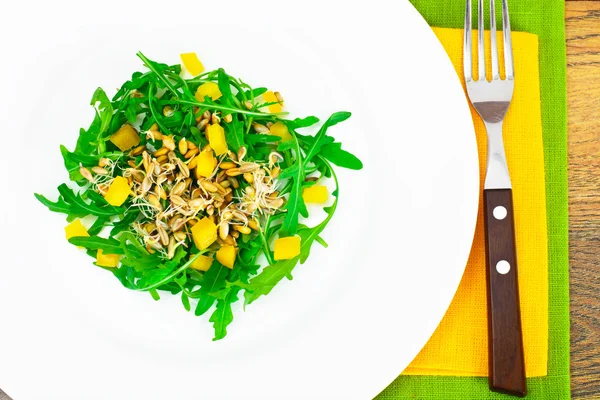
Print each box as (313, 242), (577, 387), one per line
(464, 0), (526, 397)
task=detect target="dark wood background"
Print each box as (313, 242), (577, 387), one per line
(566, 1), (600, 399)
(1, 2), (598, 400)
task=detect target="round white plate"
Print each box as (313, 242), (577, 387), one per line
(0, 0), (478, 399)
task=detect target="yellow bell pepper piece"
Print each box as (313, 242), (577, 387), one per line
(190, 254), (214, 271)
(262, 91), (283, 113)
(302, 185), (329, 204)
(195, 149), (216, 178)
(96, 249), (120, 268)
(65, 219), (89, 240)
(269, 121), (292, 141)
(274, 236), (301, 260)
(206, 124), (228, 156)
(191, 217), (218, 250)
(195, 82), (222, 102)
(216, 245), (237, 269)
(180, 52), (205, 76)
(110, 124), (140, 151)
(103, 176), (131, 206)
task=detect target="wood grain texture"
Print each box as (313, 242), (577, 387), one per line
(483, 189), (527, 397)
(566, 2), (600, 399)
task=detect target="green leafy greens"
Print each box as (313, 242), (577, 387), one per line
(35, 52), (363, 340)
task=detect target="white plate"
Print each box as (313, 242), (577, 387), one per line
(0, 1), (478, 399)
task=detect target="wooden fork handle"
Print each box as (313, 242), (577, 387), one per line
(483, 189), (527, 397)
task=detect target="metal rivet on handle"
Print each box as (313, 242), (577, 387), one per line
(493, 206), (507, 220)
(496, 260), (511, 275)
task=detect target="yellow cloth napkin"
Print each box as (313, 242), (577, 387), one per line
(403, 28), (548, 377)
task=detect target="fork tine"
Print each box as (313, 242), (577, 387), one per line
(502, 0), (514, 79)
(477, 0), (485, 81)
(490, 0), (500, 79)
(464, 0), (473, 81)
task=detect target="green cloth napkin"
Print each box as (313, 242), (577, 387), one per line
(376, 1), (570, 399)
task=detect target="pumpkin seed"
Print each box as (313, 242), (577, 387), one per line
(227, 177), (240, 189)
(163, 105), (174, 117)
(197, 118), (209, 131)
(219, 222), (229, 241)
(147, 193), (162, 210)
(253, 122), (269, 134)
(171, 181), (186, 196)
(131, 145), (146, 156)
(239, 163), (259, 173)
(234, 225), (251, 235)
(79, 166), (94, 182)
(153, 147), (169, 158)
(187, 156), (198, 170)
(156, 223), (169, 246)
(170, 195), (187, 208)
(162, 136), (176, 151)
(226, 168), (242, 177)
(200, 180), (218, 193)
(173, 231), (187, 241)
(178, 138), (188, 155)
(176, 158), (190, 178)
(274, 91), (284, 103)
(248, 219), (259, 231)
(184, 148), (199, 159)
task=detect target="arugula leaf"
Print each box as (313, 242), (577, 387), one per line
(181, 292), (191, 312)
(304, 111), (351, 164)
(245, 134), (281, 145)
(194, 262), (230, 316)
(110, 213), (138, 236)
(320, 142), (363, 170)
(113, 265), (139, 290)
(245, 159), (339, 304)
(243, 257), (299, 305)
(224, 118), (245, 152)
(209, 287), (240, 341)
(280, 133), (308, 236)
(58, 184), (124, 217)
(217, 68), (235, 105)
(90, 87), (114, 138)
(137, 52), (179, 96)
(59, 145), (83, 182)
(88, 216), (109, 236)
(286, 116), (320, 129)
(68, 236), (125, 254)
(34, 193), (86, 219)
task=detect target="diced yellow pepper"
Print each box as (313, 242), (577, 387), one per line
(195, 149), (215, 178)
(274, 236), (301, 260)
(190, 254), (213, 271)
(269, 121), (292, 141)
(302, 185), (329, 204)
(216, 245), (237, 269)
(65, 219), (89, 240)
(195, 82), (222, 102)
(206, 124), (228, 156)
(180, 52), (205, 76)
(110, 124), (140, 151)
(96, 249), (120, 268)
(104, 176), (131, 206)
(262, 91), (283, 113)
(191, 217), (218, 250)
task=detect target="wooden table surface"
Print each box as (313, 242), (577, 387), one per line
(566, 1), (600, 399)
(0, 3), (597, 400)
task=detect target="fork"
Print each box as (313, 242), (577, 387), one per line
(464, 0), (526, 396)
